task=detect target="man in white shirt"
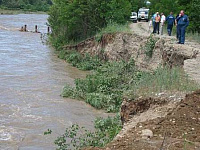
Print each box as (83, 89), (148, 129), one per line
(160, 13), (166, 35)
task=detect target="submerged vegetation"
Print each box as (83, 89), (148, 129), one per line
(45, 114), (122, 150)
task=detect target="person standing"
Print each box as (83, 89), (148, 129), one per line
(166, 12), (175, 36)
(176, 10), (189, 44)
(175, 14), (179, 39)
(153, 12), (160, 34)
(160, 13), (166, 35)
(152, 13), (156, 31)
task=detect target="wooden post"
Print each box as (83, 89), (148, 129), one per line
(47, 26), (50, 34)
(35, 25), (38, 33)
(24, 25), (27, 32)
(20, 26), (24, 32)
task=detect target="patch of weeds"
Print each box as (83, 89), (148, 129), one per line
(144, 34), (157, 58)
(186, 32), (200, 43)
(128, 66), (199, 97)
(58, 49), (102, 71)
(95, 22), (131, 42)
(62, 59), (140, 112)
(44, 114), (122, 149)
(183, 133), (195, 150)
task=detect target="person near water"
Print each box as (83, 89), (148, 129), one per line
(160, 13), (166, 35)
(176, 10), (189, 44)
(153, 12), (160, 34)
(166, 12), (175, 36)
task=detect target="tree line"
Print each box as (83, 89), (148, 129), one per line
(48, 0), (199, 47)
(0, 0), (52, 11)
(48, 0), (132, 46)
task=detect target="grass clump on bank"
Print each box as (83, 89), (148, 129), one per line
(58, 49), (102, 71)
(126, 66), (199, 98)
(95, 22), (131, 42)
(62, 59), (140, 112)
(186, 32), (200, 43)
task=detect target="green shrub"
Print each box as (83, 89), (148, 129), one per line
(44, 114), (122, 149)
(57, 49), (102, 71)
(62, 59), (139, 112)
(144, 34), (157, 58)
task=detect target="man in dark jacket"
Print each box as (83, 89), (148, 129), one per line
(166, 12), (175, 36)
(176, 10), (189, 44)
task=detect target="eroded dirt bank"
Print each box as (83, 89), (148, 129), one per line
(63, 22), (200, 150)
(89, 90), (200, 150)
(64, 23), (199, 73)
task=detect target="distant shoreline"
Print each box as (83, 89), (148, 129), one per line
(0, 8), (47, 15)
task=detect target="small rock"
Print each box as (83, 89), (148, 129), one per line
(141, 129), (153, 139)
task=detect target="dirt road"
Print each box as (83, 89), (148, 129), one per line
(130, 22), (200, 84)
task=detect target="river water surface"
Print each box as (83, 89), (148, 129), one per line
(0, 14), (107, 150)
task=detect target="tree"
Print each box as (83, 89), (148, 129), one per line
(189, 0), (200, 32)
(48, 0), (132, 45)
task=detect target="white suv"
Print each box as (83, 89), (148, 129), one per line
(138, 8), (149, 22)
(130, 12), (138, 23)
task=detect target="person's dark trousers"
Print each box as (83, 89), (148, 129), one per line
(176, 25), (180, 40)
(167, 24), (173, 36)
(155, 22), (160, 34)
(153, 22), (157, 33)
(178, 24), (186, 44)
(153, 21), (155, 29)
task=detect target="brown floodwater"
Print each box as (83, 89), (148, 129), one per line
(0, 14), (108, 150)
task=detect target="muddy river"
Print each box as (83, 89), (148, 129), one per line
(0, 14), (107, 150)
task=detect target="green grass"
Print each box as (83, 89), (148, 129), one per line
(95, 22), (131, 42)
(58, 49), (102, 71)
(126, 66), (199, 98)
(62, 59), (138, 112)
(186, 32), (200, 43)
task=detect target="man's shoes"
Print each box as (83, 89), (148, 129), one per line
(177, 42), (184, 44)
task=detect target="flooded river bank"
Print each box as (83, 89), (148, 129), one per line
(0, 14), (107, 150)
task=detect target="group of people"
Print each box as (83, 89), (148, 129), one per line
(150, 10), (189, 44)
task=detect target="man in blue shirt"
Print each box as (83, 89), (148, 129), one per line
(176, 10), (189, 44)
(152, 13), (157, 31)
(166, 12), (175, 36)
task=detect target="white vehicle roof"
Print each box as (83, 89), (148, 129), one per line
(139, 8), (149, 12)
